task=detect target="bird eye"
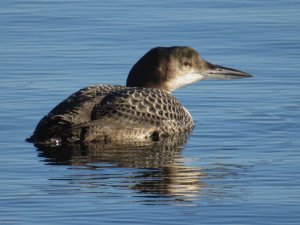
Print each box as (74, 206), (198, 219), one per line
(183, 61), (191, 68)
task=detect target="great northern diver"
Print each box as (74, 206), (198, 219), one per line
(28, 46), (252, 145)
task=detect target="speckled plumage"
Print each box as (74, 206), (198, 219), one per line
(81, 87), (194, 142)
(31, 84), (194, 144)
(32, 84), (124, 143)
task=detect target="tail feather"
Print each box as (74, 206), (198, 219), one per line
(25, 135), (34, 143)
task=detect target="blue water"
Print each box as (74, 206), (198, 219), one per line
(1, 0), (300, 224)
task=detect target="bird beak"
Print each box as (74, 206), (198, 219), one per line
(201, 61), (252, 80)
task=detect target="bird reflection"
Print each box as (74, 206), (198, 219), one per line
(36, 135), (250, 204)
(132, 163), (203, 202)
(37, 134), (204, 203)
(38, 135), (188, 167)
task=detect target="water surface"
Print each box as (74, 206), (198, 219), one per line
(1, 0), (300, 224)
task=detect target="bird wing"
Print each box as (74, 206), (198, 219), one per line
(32, 84), (124, 143)
(68, 87), (194, 142)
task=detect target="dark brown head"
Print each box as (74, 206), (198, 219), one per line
(126, 46), (252, 91)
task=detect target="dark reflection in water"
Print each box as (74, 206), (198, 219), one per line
(37, 135), (189, 168)
(36, 135), (246, 204)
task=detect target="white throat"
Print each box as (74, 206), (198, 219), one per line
(166, 73), (204, 91)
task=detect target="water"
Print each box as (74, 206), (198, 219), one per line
(1, 0), (300, 224)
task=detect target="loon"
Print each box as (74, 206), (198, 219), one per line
(28, 46), (252, 145)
